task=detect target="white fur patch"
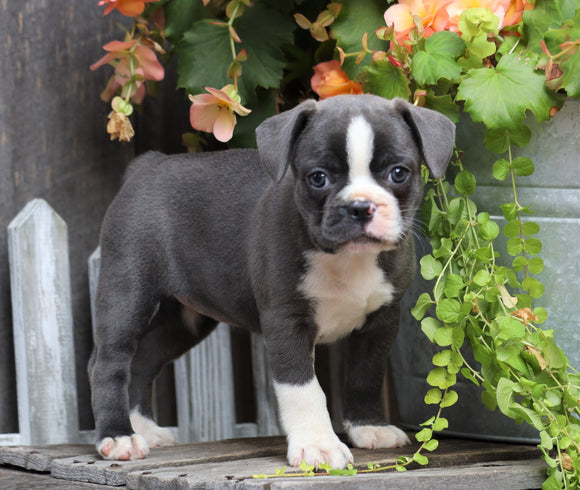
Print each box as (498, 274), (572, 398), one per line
(274, 378), (353, 469)
(300, 250), (394, 343)
(345, 422), (410, 449)
(341, 116), (385, 202)
(130, 408), (176, 448)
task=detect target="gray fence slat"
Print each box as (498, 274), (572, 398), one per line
(250, 333), (281, 437)
(87, 247), (101, 342)
(7, 199), (79, 445)
(174, 323), (237, 442)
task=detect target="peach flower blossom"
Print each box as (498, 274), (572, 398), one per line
(384, 0), (452, 44)
(91, 40), (164, 103)
(310, 60), (364, 100)
(189, 85), (251, 143)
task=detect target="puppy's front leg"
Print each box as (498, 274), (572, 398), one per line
(343, 305), (410, 450)
(264, 314), (353, 469)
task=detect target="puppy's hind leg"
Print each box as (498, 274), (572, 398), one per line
(128, 299), (218, 448)
(89, 272), (162, 461)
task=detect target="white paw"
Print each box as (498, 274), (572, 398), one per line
(130, 409), (176, 448)
(346, 423), (410, 449)
(97, 434), (150, 460)
(287, 434), (354, 469)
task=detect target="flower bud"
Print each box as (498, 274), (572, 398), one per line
(111, 96), (134, 116)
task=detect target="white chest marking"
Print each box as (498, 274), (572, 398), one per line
(299, 250), (394, 343)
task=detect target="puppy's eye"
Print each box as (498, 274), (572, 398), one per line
(389, 166), (410, 184)
(307, 170), (329, 189)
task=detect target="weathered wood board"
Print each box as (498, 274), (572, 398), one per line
(0, 443), (96, 472)
(0, 435), (544, 488)
(126, 459), (547, 490)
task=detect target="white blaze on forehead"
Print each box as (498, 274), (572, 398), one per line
(346, 116), (374, 183)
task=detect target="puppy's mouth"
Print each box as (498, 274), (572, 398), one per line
(341, 232), (396, 254)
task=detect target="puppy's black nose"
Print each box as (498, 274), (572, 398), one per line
(347, 200), (376, 222)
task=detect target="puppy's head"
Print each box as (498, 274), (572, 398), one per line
(256, 95), (455, 254)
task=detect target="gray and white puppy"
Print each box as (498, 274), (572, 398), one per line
(89, 94), (455, 468)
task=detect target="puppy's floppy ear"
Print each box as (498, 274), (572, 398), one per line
(256, 99), (317, 182)
(393, 98), (456, 179)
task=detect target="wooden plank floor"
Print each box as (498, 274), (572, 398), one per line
(0, 435), (546, 489)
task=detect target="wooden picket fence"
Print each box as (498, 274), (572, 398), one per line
(1, 198), (281, 447)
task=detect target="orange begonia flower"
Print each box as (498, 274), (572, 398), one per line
(311, 60), (364, 100)
(384, 0), (452, 44)
(91, 39), (164, 103)
(503, 0), (534, 27)
(189, 85), (251, 143)
(91, 40), (164, 81)
(98, 0), (159, 17)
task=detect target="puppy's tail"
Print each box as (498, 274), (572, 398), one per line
(123, 151), (167, 182)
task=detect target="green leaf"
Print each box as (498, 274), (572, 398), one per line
(426, 367), (456, 389)
(421, 317), (441, 342)
(163, 0), (208, 44)
(361, 59), (411, 100)
(423, 439), (439, 451)
(500, 202), (518, 221)
(331, 0), (388, 78)
(512, 256), (528, 272)
(522, 222), (540, 236)
(503, 220), (520, 239)
(444, 274), (464, 298)
(522, 277), (545, 298)
(411, 31), (465, 85)
(540, 430), (554, 450)
(473, 269), (490, 287)
(177, 4), (295, 105)
(454, 170), (476, 196)
(512, 157), (535, 177)
(523, 0), (577, 50)
(432, 350), (452, 367)
(559, 46), (580, 97)
(492, 158), (510, 180)
(506, 237), (523, 256)
(461, 367), (480, 386)
(457, 53), (562, 131)
(485, 130), (509, 154)
(544, 338), (566, 369)
(440, 389), (459, 408)
(481, 389), (497, 411)
(497, 342), (529, 374)
(436, 299), (462, 323)
(415, 427), (433, 442)
(412, 452), (429, 465)
(458, 8), (499, 59)
(497, 316), (526, 340)
(479, 220), (500, 241)
(420, 255), (443, 280)
(412, 293), (434, 321)
(523, 238), (542, 255)
(425, 388), (442, 405)
(424, 93), (461, 123)
(496, 377), (518, 419)
(432, 417), (449, 432)
(528, 257), (544, 274)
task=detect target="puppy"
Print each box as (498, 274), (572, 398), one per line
(89, 94), (455, 467)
